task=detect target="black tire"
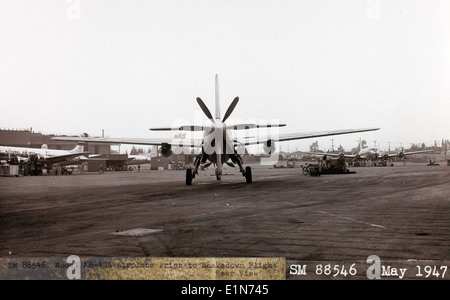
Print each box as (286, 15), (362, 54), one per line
(245, 166), (252, 183)
(302, 167), (309, 176)
(186, 169), (193, 185)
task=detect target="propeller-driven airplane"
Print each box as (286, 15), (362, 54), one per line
(53, 75), (380, 185)
(302, 143), (377, 161)
(303, 143), (435, 162)
(0, 144), (90, 165)
(376, 148), (436, 161)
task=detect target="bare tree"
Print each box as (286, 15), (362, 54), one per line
(309, 141), (319, 152)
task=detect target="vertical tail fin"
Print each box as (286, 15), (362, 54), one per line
(215, 74), (221, 120)
(70, 143), (84, 153)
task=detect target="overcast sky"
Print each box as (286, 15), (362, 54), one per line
(0, 0), (449, 152)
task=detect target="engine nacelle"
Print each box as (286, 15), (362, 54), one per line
(160, 143), (173, 158)
(263, 139), (276, 154)
(8, 155), (19, 165)
(29, 154), (41, 163)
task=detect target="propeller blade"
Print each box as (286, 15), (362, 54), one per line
(222, 97), (239, 122)
(196, 97), (214, 121)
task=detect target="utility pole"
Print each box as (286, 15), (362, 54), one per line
(357, 138), (362, 152)
(444, 139), (447, 161)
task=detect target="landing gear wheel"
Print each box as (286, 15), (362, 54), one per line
(245, 166), (252, 183)
(215, 168), (222, 181)
(302, 167), (309, 176)
(186, 169), (193, 185)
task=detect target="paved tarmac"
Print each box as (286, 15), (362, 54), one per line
(0, 163), (449, 279)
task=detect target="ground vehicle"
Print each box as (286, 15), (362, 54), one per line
(302, 157), (355, 176)
(302, 163), (321, 176)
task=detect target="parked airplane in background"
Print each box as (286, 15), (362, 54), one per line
(0, 144), (90, 165)
(303, 142), (435, 162)
(127, 154), (151, 165)
(376, 148), (436, 161)
(355, 140), (435, 161)
(53, 75), (379, 185)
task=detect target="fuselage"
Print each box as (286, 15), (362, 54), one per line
(0, 146), (70, 159)
(201, 121), (235, 166)
(359, 147), (378, 159)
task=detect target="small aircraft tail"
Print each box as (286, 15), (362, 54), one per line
(358, 138), (363, 151)
(70, 144), (85, 153)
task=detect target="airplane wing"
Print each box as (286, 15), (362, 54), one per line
(380, 149), (436, 159)
(44, 152), (91, 164)
(226, 124), (287, 130)
(300, 151), (359, 159)
(150, 124), (286, 131)
(402, 149), (436, 156)
(52, 137), (203, 148)
(53, 128), (378, 149)
(239, 128), (380, 146)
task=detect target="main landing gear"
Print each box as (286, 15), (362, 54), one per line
(185, 156), (253, 185)
(186, 168), (193, 185)
(244, 166), (252, 183)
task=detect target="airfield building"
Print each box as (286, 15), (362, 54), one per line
(0, 128), (125, 172)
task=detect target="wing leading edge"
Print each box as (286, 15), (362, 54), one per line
(239, 127), (380, 146)
(53, 128), (379, 148)
(44, 152), (91, 164)
(52, 137), (203, 148)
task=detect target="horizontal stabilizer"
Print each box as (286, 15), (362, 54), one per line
(150, 126), (211, 132)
